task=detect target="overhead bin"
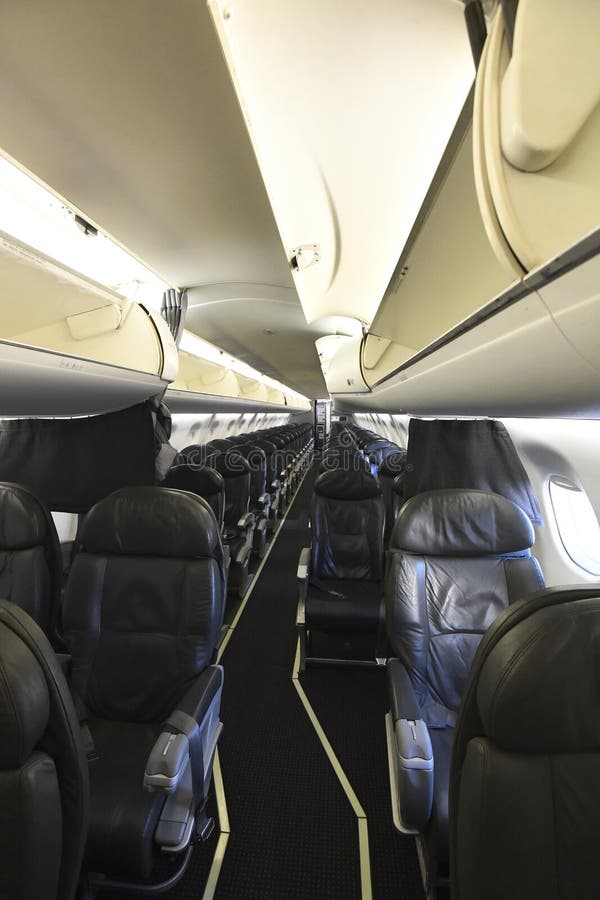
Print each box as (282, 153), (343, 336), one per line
(325, 0), (600, 415)
(172, 350), (240, 398)
(167, 351), (311, 413)
(362, 95), (516, 389)
(209, 0), (474, 326)
(0, 231), (177, 415)
(334, 235), (600, 419)
(474, 0), (600, 274)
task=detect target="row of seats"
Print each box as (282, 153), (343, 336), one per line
(165, 424), (313, 598)
(0, 421), (314, 899)
(0, 485), (226, 898)
(323, 421), (600, 900)
(300, 420), (599, 898)
(297, 423), (404, 667)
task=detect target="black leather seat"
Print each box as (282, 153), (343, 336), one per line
(63, 487), (226, 887)
(207, 449), (255, 597)
(297, 467), (385, 669)
(0, 481), (63, 645)
(378, 449), (407, 543)
(384, 488), (544, 891)
(236, 443), (271, 557)
(163, 463), (226, 530)
(254, 438), (283, 527)
(450, 585), (600, 900)
(0, 602), (89, 900)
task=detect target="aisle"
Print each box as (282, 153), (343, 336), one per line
(215, 468), (362, 899)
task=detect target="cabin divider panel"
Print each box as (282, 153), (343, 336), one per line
(405, 418), (542, 524)
(0, 402), (155, 512)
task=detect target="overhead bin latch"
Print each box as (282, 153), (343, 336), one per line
(289, 244), (320, 271)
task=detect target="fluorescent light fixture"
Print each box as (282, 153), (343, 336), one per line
(179, 329), (310, 405)
(0, 151), (172, 307)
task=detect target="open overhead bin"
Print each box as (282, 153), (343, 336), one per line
(0, 231), (177, 416)
(474, 0), (600, 275)
(325, 0), (600, 417)
(167, 348), (311, 413)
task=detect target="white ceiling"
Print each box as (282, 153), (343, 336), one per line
(0, 0), (328, 396)
(0, 0), (473, 402)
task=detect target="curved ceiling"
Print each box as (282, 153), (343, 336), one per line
(0, 0), (328, 396)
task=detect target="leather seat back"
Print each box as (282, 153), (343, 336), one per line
(207, 451), (251, 531)
(254, 439), (280, 488)
(451, 586), (600, 900)
(0, 482), (62, 642)
(64, 487), (226, 723)
(0, 602), (89, 900)
(163, 464), (225, 530)
(237, 444), (267, 507)
(386, 489), (544, 727)
(311, 468), (384, 581)
(378, 450), (407, 541)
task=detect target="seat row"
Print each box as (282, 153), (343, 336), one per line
(300, 425), (537, 880)
(0, 421), (314, 899)
(297, 424), (405, 667)
(165, 423), (313, 597)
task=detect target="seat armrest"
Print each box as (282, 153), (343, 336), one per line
(177, 665), (224, 723)
(258, 492), (271, 508)
(145, 732), (190, 793)
(144, 666), (224, 795)
(297, 546), (311, 606)
(387, 658), (421, 722)
(237, 511), (256, 529)
(297, 546), (311, 581)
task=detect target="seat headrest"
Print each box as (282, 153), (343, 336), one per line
(379, 450), (407, 478)
(390, 489), (534, 556)
(80, 487), (221, 558)
(0, 620), (49, 768)
(163, 464), (224, 498)
(477, 596), (600, 753)
(314, 468), (381, 501)
(177, 444), (208, 468)
(210, 451), (250, 478)
(0, 482), (48, 550)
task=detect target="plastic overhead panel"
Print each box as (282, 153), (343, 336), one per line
(209, 0), (474, 327)
(0, 232), (176, 415)
(474, 0), (600, 274)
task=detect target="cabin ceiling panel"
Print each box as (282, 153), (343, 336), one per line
(186, 283), (328, 398)
(209, 0), (474, 326)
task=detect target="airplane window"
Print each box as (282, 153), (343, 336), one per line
(548, 476), (600, 576)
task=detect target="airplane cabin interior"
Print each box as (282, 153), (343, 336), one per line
(0, 1), (599, 899)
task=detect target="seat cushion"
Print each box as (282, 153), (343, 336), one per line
(85, 718), (165, 880)
(306, 579), (383, 633)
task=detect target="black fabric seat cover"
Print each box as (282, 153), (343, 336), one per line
(0, 603), (89, 900)
(386, 488), (544, 864)
(63, 487), (225, 880)
(0, 482), (62, 641)
(451, 587), (600, 900)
